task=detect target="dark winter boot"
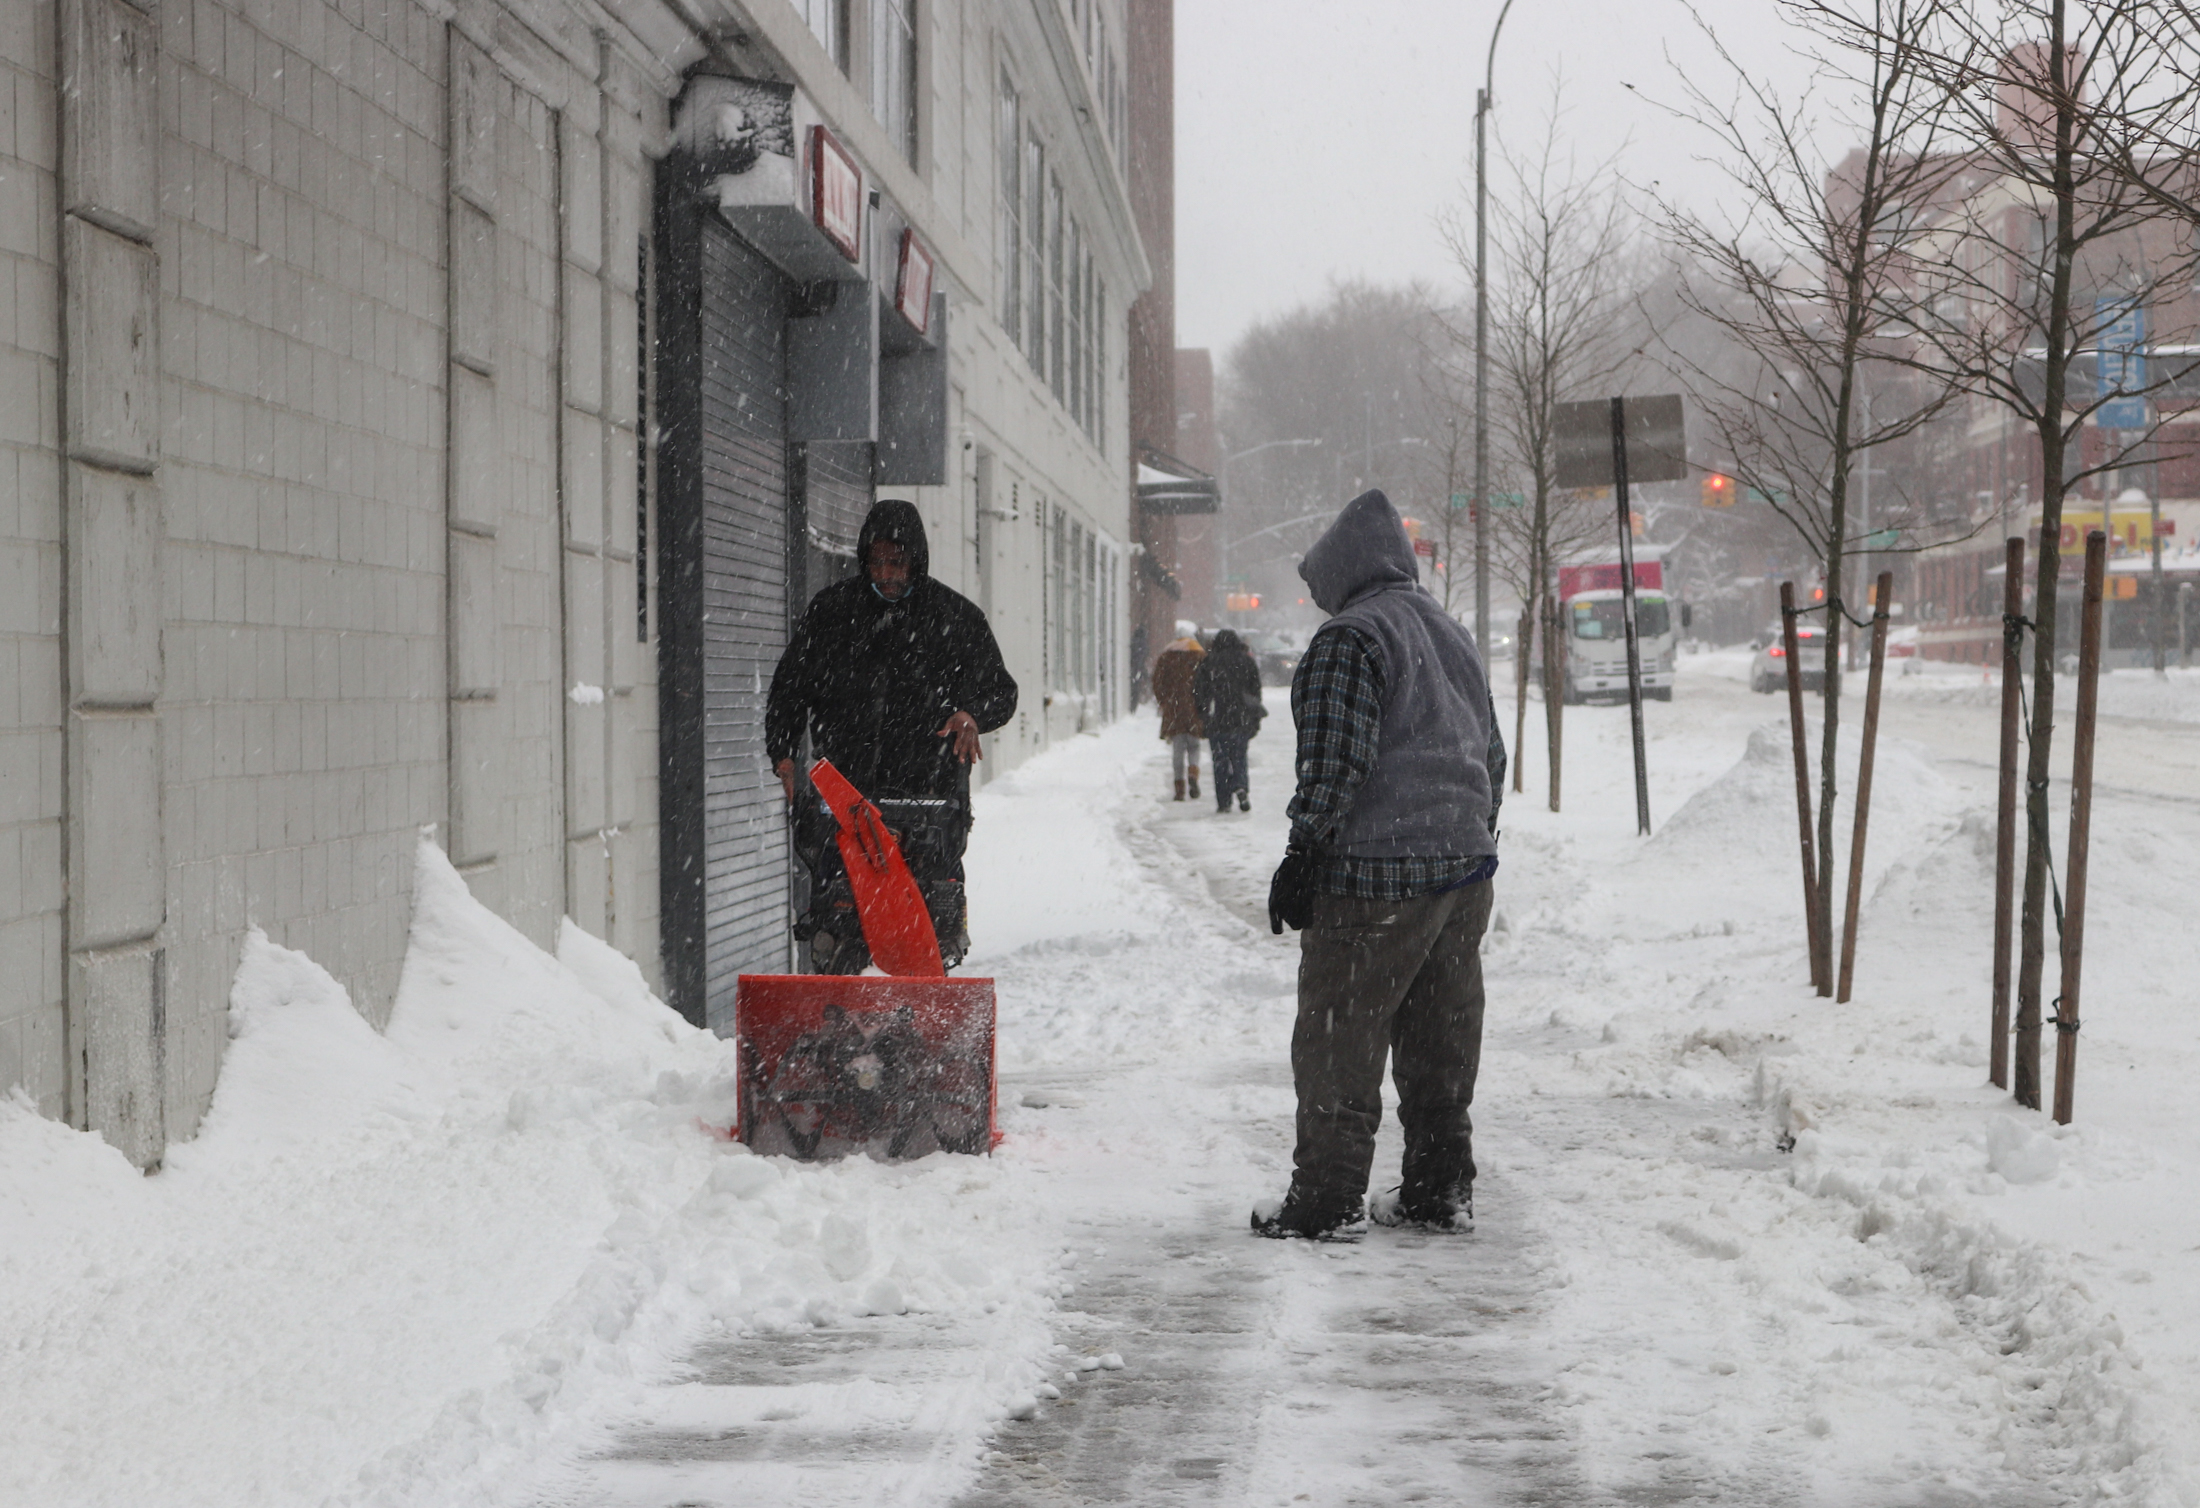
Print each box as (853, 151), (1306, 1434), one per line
(1368, 1183), (1473, 1234)
(1217, 794), (1231, 813)
(1188, 768), (1200, 799)
(1251, 1188), (1367, 1242)
(1174, 778), (1186, 801)
(1238, 791), (1250, 812)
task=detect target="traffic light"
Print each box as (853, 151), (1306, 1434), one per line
(1701, 473), (1735, 508)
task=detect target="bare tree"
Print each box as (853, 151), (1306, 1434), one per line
(1653, 0), (1972, 994)
(1405, 344), (1488, 622)
(1445, 100), (1645, 811)
(1885, 0), (2200, 1104)
(1217, 282), (1440, 614)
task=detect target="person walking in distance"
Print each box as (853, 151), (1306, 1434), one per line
(1194, 629), (1265, 812)
(1255, 490), (1506, 1241)
(1151, 621), (1206, 801)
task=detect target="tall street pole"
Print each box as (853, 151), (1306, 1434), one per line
(1474, 0), (1515, 653)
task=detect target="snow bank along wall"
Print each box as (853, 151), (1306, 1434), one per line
(0, 0), (1150, 1158)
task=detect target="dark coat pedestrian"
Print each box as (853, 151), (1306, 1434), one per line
(1253, 489), (1507, 1242)
(766, 500), (1017, 804)
(1193, 630), (1265, 812)
(766, 501), (1017, 972)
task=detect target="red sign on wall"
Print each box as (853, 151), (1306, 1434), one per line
(811, 124), (862, 263)
(895, 228), (935, 335)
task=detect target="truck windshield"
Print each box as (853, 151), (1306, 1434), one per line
(1571, 598), (1669, 640)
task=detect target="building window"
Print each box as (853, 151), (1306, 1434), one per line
(1042, 500), (1058, 689)
(1105, 45), (1124, 164)
(799, 0), (848, 71)
(1025, 134), (1046, 372)
(1095, 277), (1108, 451)
(1067, 216), (1085, 430)
(1070, 521), (1086, 694)
(996, 72), (1021, 344)
(1047, 173), (1065, 401)
(637, 233), (653, 641)
(872, 0), (917, 166)
(1081, 241), (1098, 437)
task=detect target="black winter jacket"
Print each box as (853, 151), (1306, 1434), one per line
(1194, 634), (1267, 741)
(766, 500), (1018, 801)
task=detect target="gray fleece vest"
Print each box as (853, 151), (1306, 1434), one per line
(1324, 583), (1498, 862)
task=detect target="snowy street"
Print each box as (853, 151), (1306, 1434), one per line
(7, 656), (2200, 1506)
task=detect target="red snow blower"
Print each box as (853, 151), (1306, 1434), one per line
(731, 759), (998, 1161)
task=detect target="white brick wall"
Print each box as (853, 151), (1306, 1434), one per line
(0, 0), (67, 1119)
(0, 0), (668, 1144)
(156, 0), (446, 1111)
(0, 0), (1129, 1146)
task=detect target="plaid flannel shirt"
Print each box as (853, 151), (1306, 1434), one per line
(1286, 624), (1505, 898)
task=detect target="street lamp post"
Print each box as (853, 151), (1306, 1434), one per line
(1474, 0), (1516, 656)
(1219, 437), (1323, 616)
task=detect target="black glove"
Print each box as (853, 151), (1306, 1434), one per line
(1268, 846), (1317, 935)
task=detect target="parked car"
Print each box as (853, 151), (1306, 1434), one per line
(1242, 630), (1303, 687)
(1749, 623), (1833, 693)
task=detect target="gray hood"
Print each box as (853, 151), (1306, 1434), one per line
(1298, 489), (1420, 614)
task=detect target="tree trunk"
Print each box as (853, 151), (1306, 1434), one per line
(1542, 591), (1565, 812)
(1814, 565), (1844, 999)
(1513, 606), (1531, 794)
(1814, 432), (1855, 999)
(2016, 417), (2064, 1110)
(2017, 0), (2078, 1111)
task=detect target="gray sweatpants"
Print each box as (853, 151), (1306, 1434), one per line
(1290, 881), (1493, 1215)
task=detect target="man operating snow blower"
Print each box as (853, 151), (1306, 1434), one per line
(1255, 488), (1506, 1242)
(767, 500), (1018, 973)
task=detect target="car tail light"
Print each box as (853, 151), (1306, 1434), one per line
(1769, 645), (1785, 657)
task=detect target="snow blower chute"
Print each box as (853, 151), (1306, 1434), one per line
(731, 759), (998, 1160)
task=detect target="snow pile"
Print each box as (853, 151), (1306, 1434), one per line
(1482, 685), (2200, 1505)
(0, 838), (1054, 1508)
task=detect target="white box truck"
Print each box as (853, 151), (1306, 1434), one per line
(1558, 550), (1681, 704)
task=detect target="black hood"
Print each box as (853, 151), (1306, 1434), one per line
(1298, 489), (1418, 614)
(857, 499), (930, 580)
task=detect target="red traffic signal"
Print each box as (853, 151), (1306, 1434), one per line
(1701, 473), (1735, 508)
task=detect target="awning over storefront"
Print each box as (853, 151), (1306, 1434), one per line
(1136, 460), (1219, 515)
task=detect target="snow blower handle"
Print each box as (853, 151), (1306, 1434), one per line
(806, 758), (946, 978)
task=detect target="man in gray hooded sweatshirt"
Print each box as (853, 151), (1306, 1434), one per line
(1253, 489), (1505, 1241)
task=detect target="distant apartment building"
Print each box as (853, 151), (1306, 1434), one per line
(1814, 96), (2200, 666)
(0, 0), (1154, 1162)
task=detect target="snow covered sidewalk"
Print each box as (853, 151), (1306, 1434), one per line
(6, 661), (2199, 1506)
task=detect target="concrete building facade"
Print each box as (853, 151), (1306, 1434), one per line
(0, 0), (1151, 1158)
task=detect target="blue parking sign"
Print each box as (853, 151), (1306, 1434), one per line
(2096, 298), (2147, 429)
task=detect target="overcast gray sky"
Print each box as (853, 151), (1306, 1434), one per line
(1174, 0), (1819, 358)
